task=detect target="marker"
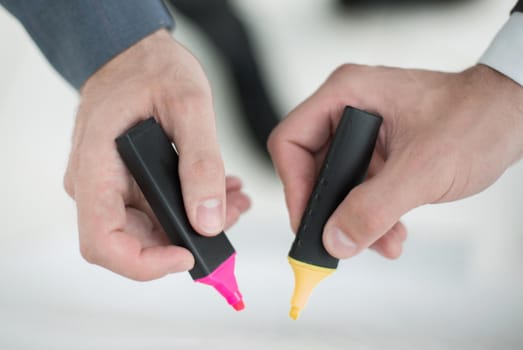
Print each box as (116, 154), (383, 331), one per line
(116, 118), (244, 311)
(288, 106), (382, 320)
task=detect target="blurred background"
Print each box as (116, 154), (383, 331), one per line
(1, 0), (522, 349)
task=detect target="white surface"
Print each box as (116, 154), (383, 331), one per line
(1, 0), (522, 349)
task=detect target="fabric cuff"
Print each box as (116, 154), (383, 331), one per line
(479, 12), (523, 87)
(4, 0), (174, 90)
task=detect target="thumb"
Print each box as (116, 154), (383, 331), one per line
(322, 150), (433, 259)
(160, 90), (226, 237)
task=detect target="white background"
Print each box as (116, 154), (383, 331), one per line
(1, 0), (522, 349)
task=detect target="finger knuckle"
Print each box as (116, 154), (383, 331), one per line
(188, 157), (224, 180)
(126, 270), (154, 282)
(63, 173), (74, 198)
(380, 239), (403, 260)
(331, 63), (357, 78)
(167, 86), (211, 117)
(266, 127), (283, 156)
(328, 63), (367, 85)
(79, 243), (98, 265)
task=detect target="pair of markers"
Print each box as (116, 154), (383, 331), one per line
(116, 106), (382, 319)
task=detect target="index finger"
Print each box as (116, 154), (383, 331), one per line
(267, 86), (344, 232)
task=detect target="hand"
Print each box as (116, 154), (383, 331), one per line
(64, 30), (250, 281)
(268, 64), (523, 260)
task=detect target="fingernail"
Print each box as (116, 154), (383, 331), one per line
(170, 259), (194, 274)
(197, 198), (223, 234)
(324, 227), (358, 258)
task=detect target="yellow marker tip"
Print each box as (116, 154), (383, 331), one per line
(289, 306), (301, 320)
(288, 257), (335, 320)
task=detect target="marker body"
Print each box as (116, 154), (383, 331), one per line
(288, 106), (382, 319)
(116, 118), (243, 311)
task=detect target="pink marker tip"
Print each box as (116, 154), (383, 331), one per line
(232, 300), (245, 311)
(196, 253), (243, 309)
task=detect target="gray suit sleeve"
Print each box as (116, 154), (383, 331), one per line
(0, 0), (174, 90)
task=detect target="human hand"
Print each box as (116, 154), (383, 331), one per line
(63, 30), (250, 281)
(268, 64), (523, 260)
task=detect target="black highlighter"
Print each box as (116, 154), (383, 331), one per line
(116, 118), (244, 311)
(288, 106), (382, 320)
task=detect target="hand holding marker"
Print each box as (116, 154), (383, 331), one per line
(116, 118), (244, 311)
(288, 106), (382, 320)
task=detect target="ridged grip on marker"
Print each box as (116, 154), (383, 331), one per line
(288, 106), (382, 269)
(115, 118), (235, 280)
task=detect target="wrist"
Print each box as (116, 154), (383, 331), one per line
(80, 29), (173, 95)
